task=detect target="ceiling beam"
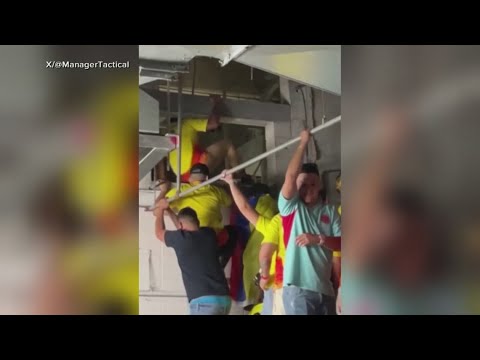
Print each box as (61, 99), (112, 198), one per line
(220, 45), (254, 67)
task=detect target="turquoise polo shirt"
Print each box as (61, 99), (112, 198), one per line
(278, 193), (341, 296)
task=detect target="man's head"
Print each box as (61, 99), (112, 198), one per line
(177, 207), (200, 231)
(297, 163), (323, 206)
(189, 163), (209, 184)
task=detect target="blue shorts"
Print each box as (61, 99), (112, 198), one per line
(283, 286), (335, 315)
(189, 296), (232, 315)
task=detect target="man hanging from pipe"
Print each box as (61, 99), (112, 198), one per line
(279, 130), (341, 315)
(167, 95), (247, 185)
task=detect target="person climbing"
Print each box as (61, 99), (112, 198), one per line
(168, 95), (245, 183)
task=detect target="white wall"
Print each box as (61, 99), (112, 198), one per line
(139, 199), (188, 315)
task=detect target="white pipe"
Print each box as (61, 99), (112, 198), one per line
(176, 75), (183, 194)
(144, 116), (341, 211)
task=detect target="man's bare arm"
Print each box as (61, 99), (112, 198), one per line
(281, 130), (310, 200)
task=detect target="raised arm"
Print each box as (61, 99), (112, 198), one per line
(221, 171), (259, 226)
(281, 129), (310, 200)
(206, 95), (222, 130)
(153, 198), (171, 242)
(165, 208), (181, 230)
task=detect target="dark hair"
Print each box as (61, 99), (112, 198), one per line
(301, 163), (320, 176)
(178, 207), (200, 227)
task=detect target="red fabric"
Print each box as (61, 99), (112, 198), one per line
(180, 172), (190, 183)
(229, 237), (244, 301)
(174, 143), (206, 183)
(274, 255), (283, 286)
(217, 228), (229, 247)
(274, 213), (295, 286)
(320, 214), (331, 224)
(281, 212), (296, 249)
(228, 207), (247, 302)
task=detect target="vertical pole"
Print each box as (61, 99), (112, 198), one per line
(166, 80), (171, 128)
(176, 74), (183, 193)
(166, 80), (171, 172)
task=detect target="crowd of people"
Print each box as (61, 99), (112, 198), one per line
(152, 98), (342, 315)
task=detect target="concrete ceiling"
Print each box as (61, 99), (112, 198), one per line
(140, 45), (227, 62)
(139, 45), (341, 95)
(141, 57), (282, 102)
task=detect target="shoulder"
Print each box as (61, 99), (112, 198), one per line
(256, 194), (277, 211)
(278, 192), (300, 214)
(211, 184), (230, 198)
(212, 184), (228, 194)
(182, 183), (193, 191)
(255, 215), (269, 234)
(199, 227), (217, 237)
(165, 229), (185, 246)
(167, 184), (191, 198)
(271, 213), (281, 222)
(167, 229), (185, 239)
